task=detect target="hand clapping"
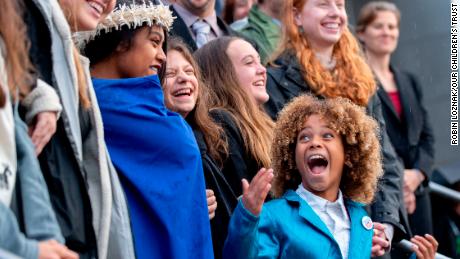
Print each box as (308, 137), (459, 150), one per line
(241, 168), (274, 216)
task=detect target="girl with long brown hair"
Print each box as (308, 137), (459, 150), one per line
(264, 0), (407, 257)
(194, 36), (273, 256)
(195, 36), (273, 172)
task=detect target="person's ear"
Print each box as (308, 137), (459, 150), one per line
(115, 41), (129, 53)
(293, 7), (302, 26)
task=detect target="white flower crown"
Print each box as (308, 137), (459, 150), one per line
(75, 2), (175, 49)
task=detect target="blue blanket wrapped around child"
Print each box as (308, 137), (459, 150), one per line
(92, 75), (213, 259)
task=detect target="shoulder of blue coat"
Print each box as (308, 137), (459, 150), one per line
(345, 199), (367, 208)
(262, 190), (300, 212)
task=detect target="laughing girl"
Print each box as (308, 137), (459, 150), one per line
(224, 95), (383, 259)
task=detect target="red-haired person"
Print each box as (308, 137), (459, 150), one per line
(264, 0), (404, 256)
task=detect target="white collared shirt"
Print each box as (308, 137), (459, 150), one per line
(296, 185), (351, 259)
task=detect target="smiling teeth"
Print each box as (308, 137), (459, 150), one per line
(174, 89), (191, 96)
(88, 1), (103, 14)
(253, 81), (265, 87)
(324, 23), (339, 29)
(308, 154), (326, 161)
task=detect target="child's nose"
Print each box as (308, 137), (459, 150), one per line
(309, 136), (323, 148)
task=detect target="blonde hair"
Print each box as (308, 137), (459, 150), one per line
(59, 0), (91, 108)
(271, 95), (382, 204)
(72, 47), (91, 108)
(273, 0), (376, 106)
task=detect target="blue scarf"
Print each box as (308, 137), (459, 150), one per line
(92, 75), (213, 259)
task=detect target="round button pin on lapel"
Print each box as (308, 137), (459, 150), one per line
(361, 216), (373, 230)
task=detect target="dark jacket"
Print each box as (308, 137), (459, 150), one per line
(377, 67), (435, 236)
(377, 67), (435, 181)
(264, 52), (407, 239)
(169, 6), (234, 52)
(210, 109), (260, 197)
(208, 109), (261, 257)
(192, 129), (236, 259)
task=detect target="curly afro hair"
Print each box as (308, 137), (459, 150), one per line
(271, 94), (383, 204)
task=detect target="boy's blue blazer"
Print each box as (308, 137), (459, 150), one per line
(224, 190), (373, 259)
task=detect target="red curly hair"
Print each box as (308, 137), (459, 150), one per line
(274, 0), (376, 106)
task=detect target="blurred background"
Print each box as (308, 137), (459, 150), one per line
(348, 0), (458, 167)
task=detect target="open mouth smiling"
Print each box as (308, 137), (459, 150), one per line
(150, 64), (162, 73)
(307, 154), (329, 174)
(88, 1), (104, 16)
(252, 79), (265, 88)
(172, 88), (193, 97)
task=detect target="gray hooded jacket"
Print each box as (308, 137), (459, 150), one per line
(28, 0), (135, 258)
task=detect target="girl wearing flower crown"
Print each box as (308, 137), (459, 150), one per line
(81, 1), (214, 258)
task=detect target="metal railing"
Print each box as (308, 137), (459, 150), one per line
(429, 182), (460, 202)
(398, 239), (452, 259)
(393, 181), (460, 259)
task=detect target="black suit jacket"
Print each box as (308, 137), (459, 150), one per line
(169, 6), (234, 52)
(377, 67), (435, 181)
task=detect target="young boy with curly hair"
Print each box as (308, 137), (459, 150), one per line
(223, 94), (384, 259)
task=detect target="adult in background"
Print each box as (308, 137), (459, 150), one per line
(264, 0), (406, 256)
(170, 0), (234, 51)
(237, 0), (283, 63)
(357, 0), (435, 247)
(222, 0), (255, 30)
(82, 1), (213, 258)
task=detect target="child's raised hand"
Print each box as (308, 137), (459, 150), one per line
(241, 168), (274, 216)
